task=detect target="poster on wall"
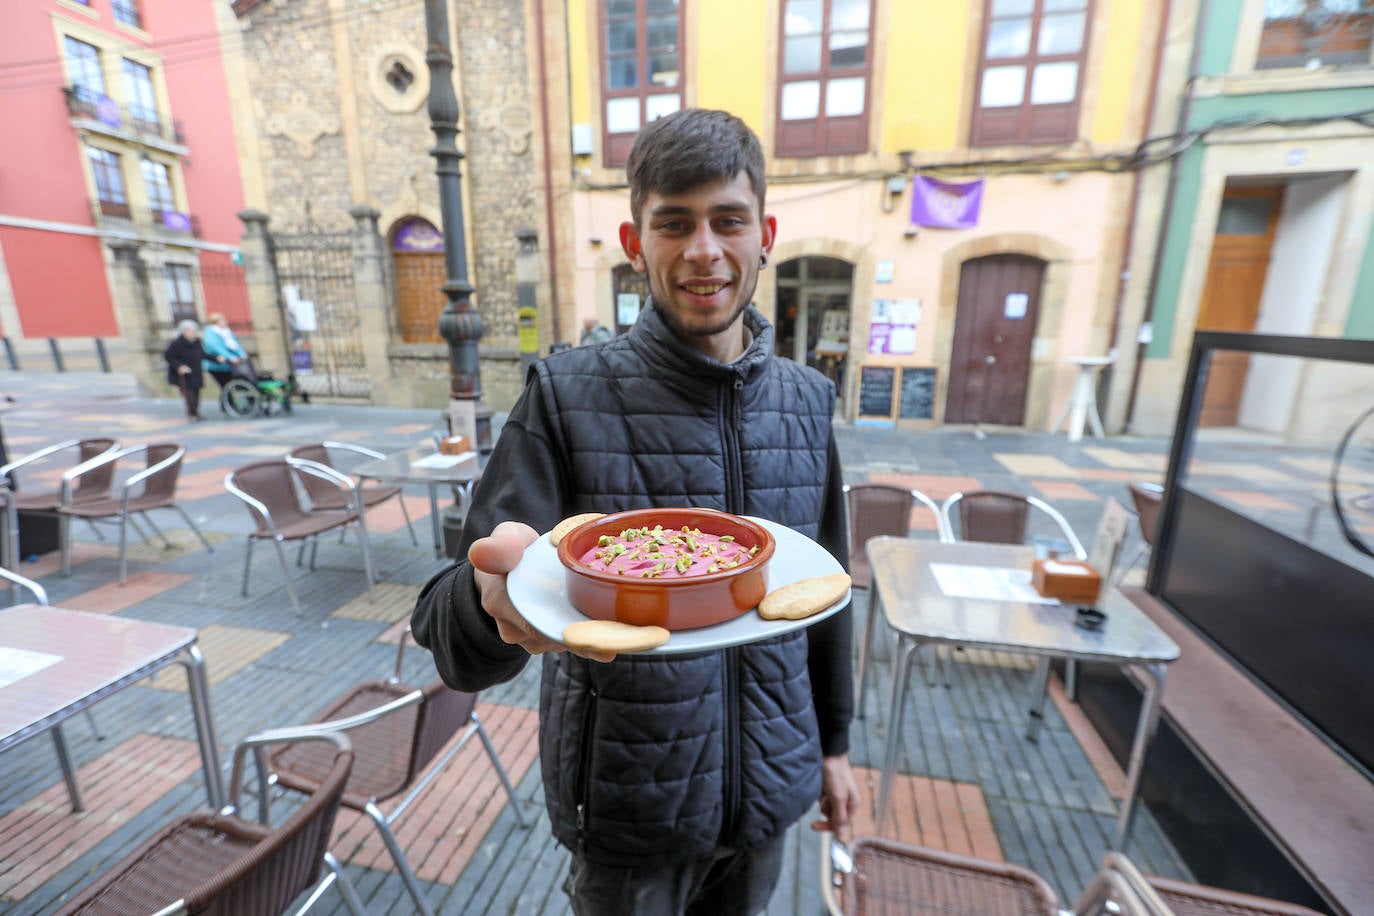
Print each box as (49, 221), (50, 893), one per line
(868, 298), (920, 355)
(617, 293), (641, 327)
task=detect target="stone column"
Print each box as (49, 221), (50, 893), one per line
(237, 210), (291, 375)
(350, 205), (397, 403)
(106, 239), (162, 392)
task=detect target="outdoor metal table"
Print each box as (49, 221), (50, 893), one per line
(0, 604), (225, 813)
(352, 446), (484, 558)
(868, 538), (1179, 851)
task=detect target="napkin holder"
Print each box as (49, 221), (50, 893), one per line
(438, 434), (472, 456)
(1032, 558), (1102, 604)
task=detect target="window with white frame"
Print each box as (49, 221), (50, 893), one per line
(87, 146), (129, 218)
(142, 158), (175, 217)
(63, 37), (105, 107)
(971, 0), (1092, 146)
(112, 0), (143, 29)
(1257, 0), (1373, 69)
(776, 0), (874, 157)
(164, 264), (198, 324)
(600, 0), (683, 167)
(122, 59), (158, 129)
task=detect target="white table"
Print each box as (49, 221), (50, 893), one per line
(1053, 355), (1113, 442)
(353, 446), (485, 558)
(0, 605), (225, 812)
(867, 538), (1178, 850)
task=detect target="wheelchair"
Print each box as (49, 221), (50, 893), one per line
(220, 358), (298, 419)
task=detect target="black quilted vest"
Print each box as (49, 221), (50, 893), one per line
(533, 300), (835, 865)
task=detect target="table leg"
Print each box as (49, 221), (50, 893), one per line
(428, 484), (443, 559)
(178, 644), (226, 809)
(855, 587), (884, 719)
(876, 636), (921, 834)
(1113, 662), (1168, 850)
(50, 724), (86, 813)
(1026, 655), (1052, 742)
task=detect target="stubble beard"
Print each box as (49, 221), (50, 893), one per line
(650, 272), (759, 342)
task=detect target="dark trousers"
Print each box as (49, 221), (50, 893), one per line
(208, 369), (233, 390)
(178, 380), (201, 418)
(563, 834), (786, 916)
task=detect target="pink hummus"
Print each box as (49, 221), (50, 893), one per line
(578, 524), (758, 578)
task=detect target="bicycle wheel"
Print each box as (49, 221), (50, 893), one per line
(222, 378), (264, 418)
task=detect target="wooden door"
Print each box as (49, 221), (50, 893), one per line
(1196, 186), (1282, 427)
(945, 254), (1044, 425)
(394, 250), (447, 343)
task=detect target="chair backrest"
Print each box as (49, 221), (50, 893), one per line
(73, 438), (119, 503)
(1, 566), (48, 605)
(1089, 498), (1132, 580)
(844, 483), (946, 589)
(943, 490), (1088, 559)
(1128, 482), (1164, 548)
(288, 444), (345, 510)
(133, 443), (185, 504)
(410, 680), (480, 783)
(227, 460), (311, 535)
(188, 739), (354, 914)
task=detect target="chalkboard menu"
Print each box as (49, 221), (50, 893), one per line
(858, 366), (897, 421)
(898, 366), (937, 420)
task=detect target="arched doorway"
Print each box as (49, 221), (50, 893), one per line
(775, 256), (853, 409)
(391, 217), (445, 343)
(946, 254), (1045, 425)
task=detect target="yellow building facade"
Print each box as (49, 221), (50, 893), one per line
(559, 0), (1165, 428)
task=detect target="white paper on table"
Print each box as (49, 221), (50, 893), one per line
(410, 451), (475, 469)
(0, 646), (63, 690)
(929, 563), (1060, 604)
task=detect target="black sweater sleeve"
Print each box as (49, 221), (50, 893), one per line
(411, 381), (567, 693)
(806, 433), (854, 757)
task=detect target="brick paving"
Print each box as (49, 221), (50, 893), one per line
(0, 369), (1349, 914)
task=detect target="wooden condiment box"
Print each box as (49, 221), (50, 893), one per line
(1031, 558), (1102, 604)
(438, 435), (472, 455)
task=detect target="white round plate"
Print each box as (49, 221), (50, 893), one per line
(507, 516), (850, 655)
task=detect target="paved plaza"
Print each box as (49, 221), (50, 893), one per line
(0, 370), (1342, 914)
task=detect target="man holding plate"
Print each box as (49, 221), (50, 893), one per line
(412, 108), (859, 915)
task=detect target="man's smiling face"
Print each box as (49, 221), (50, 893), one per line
(620, 172), (776, 358)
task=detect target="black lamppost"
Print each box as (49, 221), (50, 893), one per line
(424, 0), (489, 448)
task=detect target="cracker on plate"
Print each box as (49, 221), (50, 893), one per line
(550, 512), (606, 547)
(562, 620), (671, 653)
(758, 573), (852, 621)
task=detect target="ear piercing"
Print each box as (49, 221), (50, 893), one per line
(759, 254), (768, 268)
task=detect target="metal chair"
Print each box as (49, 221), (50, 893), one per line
(225, 460), (377, 615)
(0, 438), (120, 571)
(1072, 852), (1325, 916)
(939, 490), (1087, 703)
(57, 443), (213, 584)
(823, 835), (1061, 916)
(940, 489), (1088, 559)
(288, 442), (417, 546)
(846, 482), (948, 720)
(1118, 482), (1164, 584)
(54, 727), (364, 916)
(262, 628), (529, 916)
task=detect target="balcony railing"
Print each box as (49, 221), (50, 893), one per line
(90, 198), (202, 239)
(63, 86), (186, 146)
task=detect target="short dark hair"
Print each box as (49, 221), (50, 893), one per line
(626, 109), (766, 226)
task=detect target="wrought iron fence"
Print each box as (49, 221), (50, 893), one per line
(271, 231), (370, 399)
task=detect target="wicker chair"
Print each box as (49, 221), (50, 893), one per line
(846, 482), (948, 720)
(224, 460), (376, 614)
(54, 728), (364, 916)
(1073, 853), (1326, 916)
(0, 438), (119, 569)
(940, 490), (1088, 559)
(262, 629), (529, 916)
(1117, 482), (1165, 584)
(823, 836), (1061, 916)
(57, 443), (213, 584)
(287, 442), (417, 546)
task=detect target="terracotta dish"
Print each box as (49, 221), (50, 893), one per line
(555, 507), (776, 630)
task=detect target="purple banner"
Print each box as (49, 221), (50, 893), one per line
(161, 210), (192, 233)
(910, 175), (984, 229)
(95, 94), (121, 129)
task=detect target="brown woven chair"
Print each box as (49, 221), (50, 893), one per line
(941, 489), (1088, 559)
(1073, 853), (1326, 916)
(0, 437), (119, 570)
(54, 727), (364, 916)
(287, 442), (417, 545)
(57, 443), (213, 584)
(847, 482), (947, 720)
(225, 460), (376, 614)
(1117, 481), (1165, 584)
(262, 629), (529, 916)
(823, 836), (1061, 916)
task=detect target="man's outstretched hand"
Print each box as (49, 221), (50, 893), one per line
(468, 520), (615, 663)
